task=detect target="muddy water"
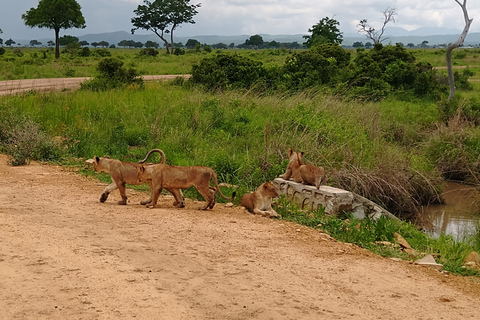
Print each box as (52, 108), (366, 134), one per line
(420, 182), (480, 240)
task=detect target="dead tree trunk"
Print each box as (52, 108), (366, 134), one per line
(446, 0), (473, 101)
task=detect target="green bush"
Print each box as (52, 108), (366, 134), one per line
(80, 57), (143, 91)
(191, 53), (267, 90)
(0, 47), (5, 55)
(139, 48), (159, 57)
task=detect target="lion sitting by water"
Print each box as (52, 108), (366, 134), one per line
(279, 148), (326, 189)
(85, 149), (183, 206)
(137, 163), (236, 210)
(241, 181), (280, 218)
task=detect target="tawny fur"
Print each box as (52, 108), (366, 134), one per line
(137, 164), (236, 210)
(85, 149), (183, 206)
(279, 148), (326, 189)
(241, 182), (279, 218)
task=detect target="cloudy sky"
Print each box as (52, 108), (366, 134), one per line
(1, 0), (479, 41)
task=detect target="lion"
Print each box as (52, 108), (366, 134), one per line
(137, 164), (236, 210)
(279, 148), (326, 189)
(241, 182), (280, 218)
(85, 149), (184, 206)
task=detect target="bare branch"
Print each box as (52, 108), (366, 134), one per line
(357, 7), (397, 44)
(446, 0), (473, 101)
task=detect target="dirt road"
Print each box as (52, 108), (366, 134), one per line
(0, 154), (479, 320)
(0, 75), (190, 96)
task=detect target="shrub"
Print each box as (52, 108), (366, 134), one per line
(92, 48), (111, 57)
(139, 48), (159, 57)
(80, 57), (143, 91)
(78, 47), (91, 57)
(173, 48), (185, 56)
(191, 53), (267, 90)
(0, 47), (5, 55)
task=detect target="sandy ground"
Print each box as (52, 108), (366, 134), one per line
(0, 154), (480, 319)
(0, 75), (191, 96)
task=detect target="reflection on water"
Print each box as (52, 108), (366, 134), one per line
(421, 182), (480, 240)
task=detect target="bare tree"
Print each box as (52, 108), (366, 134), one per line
(357, 7), (397, 44)
(446, 0), (473, 101)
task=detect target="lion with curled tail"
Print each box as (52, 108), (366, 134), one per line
(137, 163), (236, 210)
(85, 149), (183, 206)
(280, 148), (326, 189)
(241, 182), (280, 218)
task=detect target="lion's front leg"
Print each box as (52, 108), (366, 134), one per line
(166, 188), (185, 208)
(280, 168), (292, 180)
(100, 181), (118, 203)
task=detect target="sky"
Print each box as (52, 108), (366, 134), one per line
(1, 0), (480, 41)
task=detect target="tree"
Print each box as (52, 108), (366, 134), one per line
(357, 7), (397, 44)
(5, 39), (15, 47)
(131, 0), (201, 54)
(145, 40), (159, 48)
(407, 43), (415, 48)
(47, 40), (55, 47)
(244, 34), (264, 48)
(59, 35), (79, 46)
(79, 40), (89, 46)
(303, 17), (343, 48)
(29, 40), (42, 47)
(353, 41), (364, 48)
(185, 38), (200, 49)
(421, 40), (429, 48)
(22, 0), (85, 59)
(98, 41), (109, 48)
(447, 0), (473, 101)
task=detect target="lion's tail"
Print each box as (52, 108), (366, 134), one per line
(210, 170), (236, 200)
(139, 149), (166, 164)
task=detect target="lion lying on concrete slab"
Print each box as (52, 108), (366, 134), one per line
(279, 148), (325, 189)
(86, 149), (183, 206)
(241, 182), (280, 218)
(137, 164), (236, 210)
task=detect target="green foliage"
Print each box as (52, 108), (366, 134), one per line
(139, 48), (159, 57)
(174, 47), (186, 55)
(191, 53), (267, 90)
(303, 17), (343, 47)
(0, 108), (62, 165)
(80, 57), (143, 91)
(0, 47), (4, 56)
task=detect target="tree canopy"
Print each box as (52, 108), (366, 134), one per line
(22, 0), (86, 58)
(303, 17), (343, 48)
(131, 0), (201, 54)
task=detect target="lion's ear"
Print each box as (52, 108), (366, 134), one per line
(288, 148), (293, 156)
(300, 152), (305, 157)
(263, 184), (269, 190)
(95, 156), (100, 163)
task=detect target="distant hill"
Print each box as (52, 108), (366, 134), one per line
(15, 28), (480, 48)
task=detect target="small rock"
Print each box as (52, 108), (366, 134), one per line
(414, 255), (444, 271)
(463, 251), (480, 270)
(224, 202), (234, 207)
(394, 232), (412, 250)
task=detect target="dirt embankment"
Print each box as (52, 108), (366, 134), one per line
(0, 154), (479, 319)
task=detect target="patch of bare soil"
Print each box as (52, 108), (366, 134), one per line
(0, 154), (479, 320)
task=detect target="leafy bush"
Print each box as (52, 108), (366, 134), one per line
(174, 48), (185, 56)
(0, 47), (5, 55)
(80, 57), (143, 91)
(0, 109), (62, 166)
(92, 48), (111, 57)
(139, 48), (159, 57)
(191, 53), (267, 90)
(78, 47), (91, 57)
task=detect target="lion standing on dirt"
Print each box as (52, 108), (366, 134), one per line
(280, 148), (326, 189)
(137, 164), (236, 210)
(86, 149), (183, 206)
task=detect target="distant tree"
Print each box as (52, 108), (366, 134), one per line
(407, 43), (415, 48)
(365, 42), (373, 48)
(244, 34), (264, 48)
(47, 40), (55, 47)
(185, 38), (200, 49)
(357, 7), (397, 44)
(447, 0), (473, 101)
(268, 40), (280, 48)
(59, 35), (79, 46)
(98, 41), (109, 48)
(353, 41), (364, 48)
(91, 42), (99, 48)
(5, 38), (15, 47)
(0, 38), (3, 46)
(109, 44), (116, 48)
(421, 40), (429, 48)
(134, 41), (144, 48)
(22, 0), (86, 58)
(145, 40), (159, 48)
(397, 42), (404, 47)
(212, 42), (228, 49)
(303, 17), (343, 48)
(131, 0), (201, 54)
(229, 42), (235, 49)
(79, 40), (89, 46)
(29, 40), (42, 47)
